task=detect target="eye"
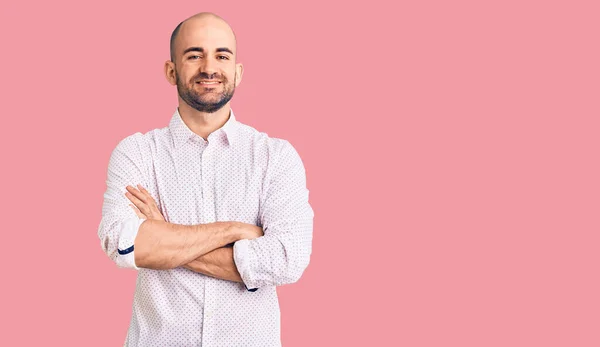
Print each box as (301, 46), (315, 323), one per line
(217, 55), (230, 60)
(188, 55), (201, 60)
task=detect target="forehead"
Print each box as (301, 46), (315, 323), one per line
(176, 19), (236, 53)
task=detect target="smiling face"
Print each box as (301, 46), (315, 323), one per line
(166, 14), (243, 113)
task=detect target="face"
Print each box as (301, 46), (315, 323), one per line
(166, 17), (243, 113)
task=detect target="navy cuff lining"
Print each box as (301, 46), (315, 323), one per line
(118, 245), (134, 255)
(245, 284), (258, 292)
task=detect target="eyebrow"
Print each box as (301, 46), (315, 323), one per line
(182, 47), (234, 55)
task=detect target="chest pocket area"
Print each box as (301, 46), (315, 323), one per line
(215, 160), (262, 226)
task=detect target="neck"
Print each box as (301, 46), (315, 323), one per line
(177, 99), (231, 140)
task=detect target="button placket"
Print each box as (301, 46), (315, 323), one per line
(201, 143), (215, 222)
(202, 279), (212, 346)
(190, 139), (205, 223)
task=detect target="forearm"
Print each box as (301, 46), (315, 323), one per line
(233, 220), (313, 288)
(134, 219), (243, 270)
(182, 245), (243, 283)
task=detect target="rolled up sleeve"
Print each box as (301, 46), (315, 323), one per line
(233, 140), (314, 289)
(97, 134), (149, 270)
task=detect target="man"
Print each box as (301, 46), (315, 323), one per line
(97, 12), (314, 347)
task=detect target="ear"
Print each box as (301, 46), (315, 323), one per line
(165, 60), (177, 86)
(234, 63), (244, 87)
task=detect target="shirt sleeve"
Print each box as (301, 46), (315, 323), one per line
(233, 140), (314, 289)
(97, 134), (149, 270)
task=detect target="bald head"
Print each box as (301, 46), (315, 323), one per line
(169, 12), (237, 63)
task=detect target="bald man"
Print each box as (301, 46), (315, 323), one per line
(98, 12), (314, 347)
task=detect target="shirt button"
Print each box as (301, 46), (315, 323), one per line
(206, 310), (212, 318)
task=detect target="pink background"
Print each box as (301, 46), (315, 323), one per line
(1, 0), (598, 346)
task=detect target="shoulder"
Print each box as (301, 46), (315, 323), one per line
(113, 123), (169, 152)
(113, 132), (144, 153)
(110, 126), (167, 166)
(235, 122), (300, 162)
(236, 124), (306, 182)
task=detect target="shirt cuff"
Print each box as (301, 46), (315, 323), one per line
(233, 239), (258, 291)
(116, 217), (146, 270)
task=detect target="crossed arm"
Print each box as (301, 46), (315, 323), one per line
(126, 184), (253, 282)
(183, 245), (243, 282)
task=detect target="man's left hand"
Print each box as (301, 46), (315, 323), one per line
(125, 184), (165, 222)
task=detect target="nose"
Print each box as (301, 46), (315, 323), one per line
(200, 56), (218, 76)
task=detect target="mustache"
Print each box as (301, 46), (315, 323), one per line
(193, 72), (227, 81)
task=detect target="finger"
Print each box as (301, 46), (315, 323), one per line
(129, 204), (146, 218)
(130, 185), (164, 220)
(137, 184), (158, 205)
(126, 185), (147, 204)
(137, 184), (149, 194)
(138, 185), (160, 211)
(124, 190), (141, 204)
(125, 191), (150, 215)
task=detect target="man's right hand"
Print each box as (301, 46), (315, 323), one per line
(231, 222), (264, 240)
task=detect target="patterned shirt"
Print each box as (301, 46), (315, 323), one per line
(97, 108), (314, 346)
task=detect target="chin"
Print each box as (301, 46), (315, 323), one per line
(199, 96), (223, 104)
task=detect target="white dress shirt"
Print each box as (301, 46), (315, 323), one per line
(97, 108), (314, 347)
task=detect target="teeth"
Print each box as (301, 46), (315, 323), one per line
(199, 81), (219, 84)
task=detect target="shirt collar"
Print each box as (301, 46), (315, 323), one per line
(169, 108), (238, 149)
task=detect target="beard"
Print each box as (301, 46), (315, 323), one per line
(176, 70), (236, 113)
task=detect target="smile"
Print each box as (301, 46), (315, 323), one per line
(196, 81), (221, 85)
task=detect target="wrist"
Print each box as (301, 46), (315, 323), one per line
(226, 221), (246, 242)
